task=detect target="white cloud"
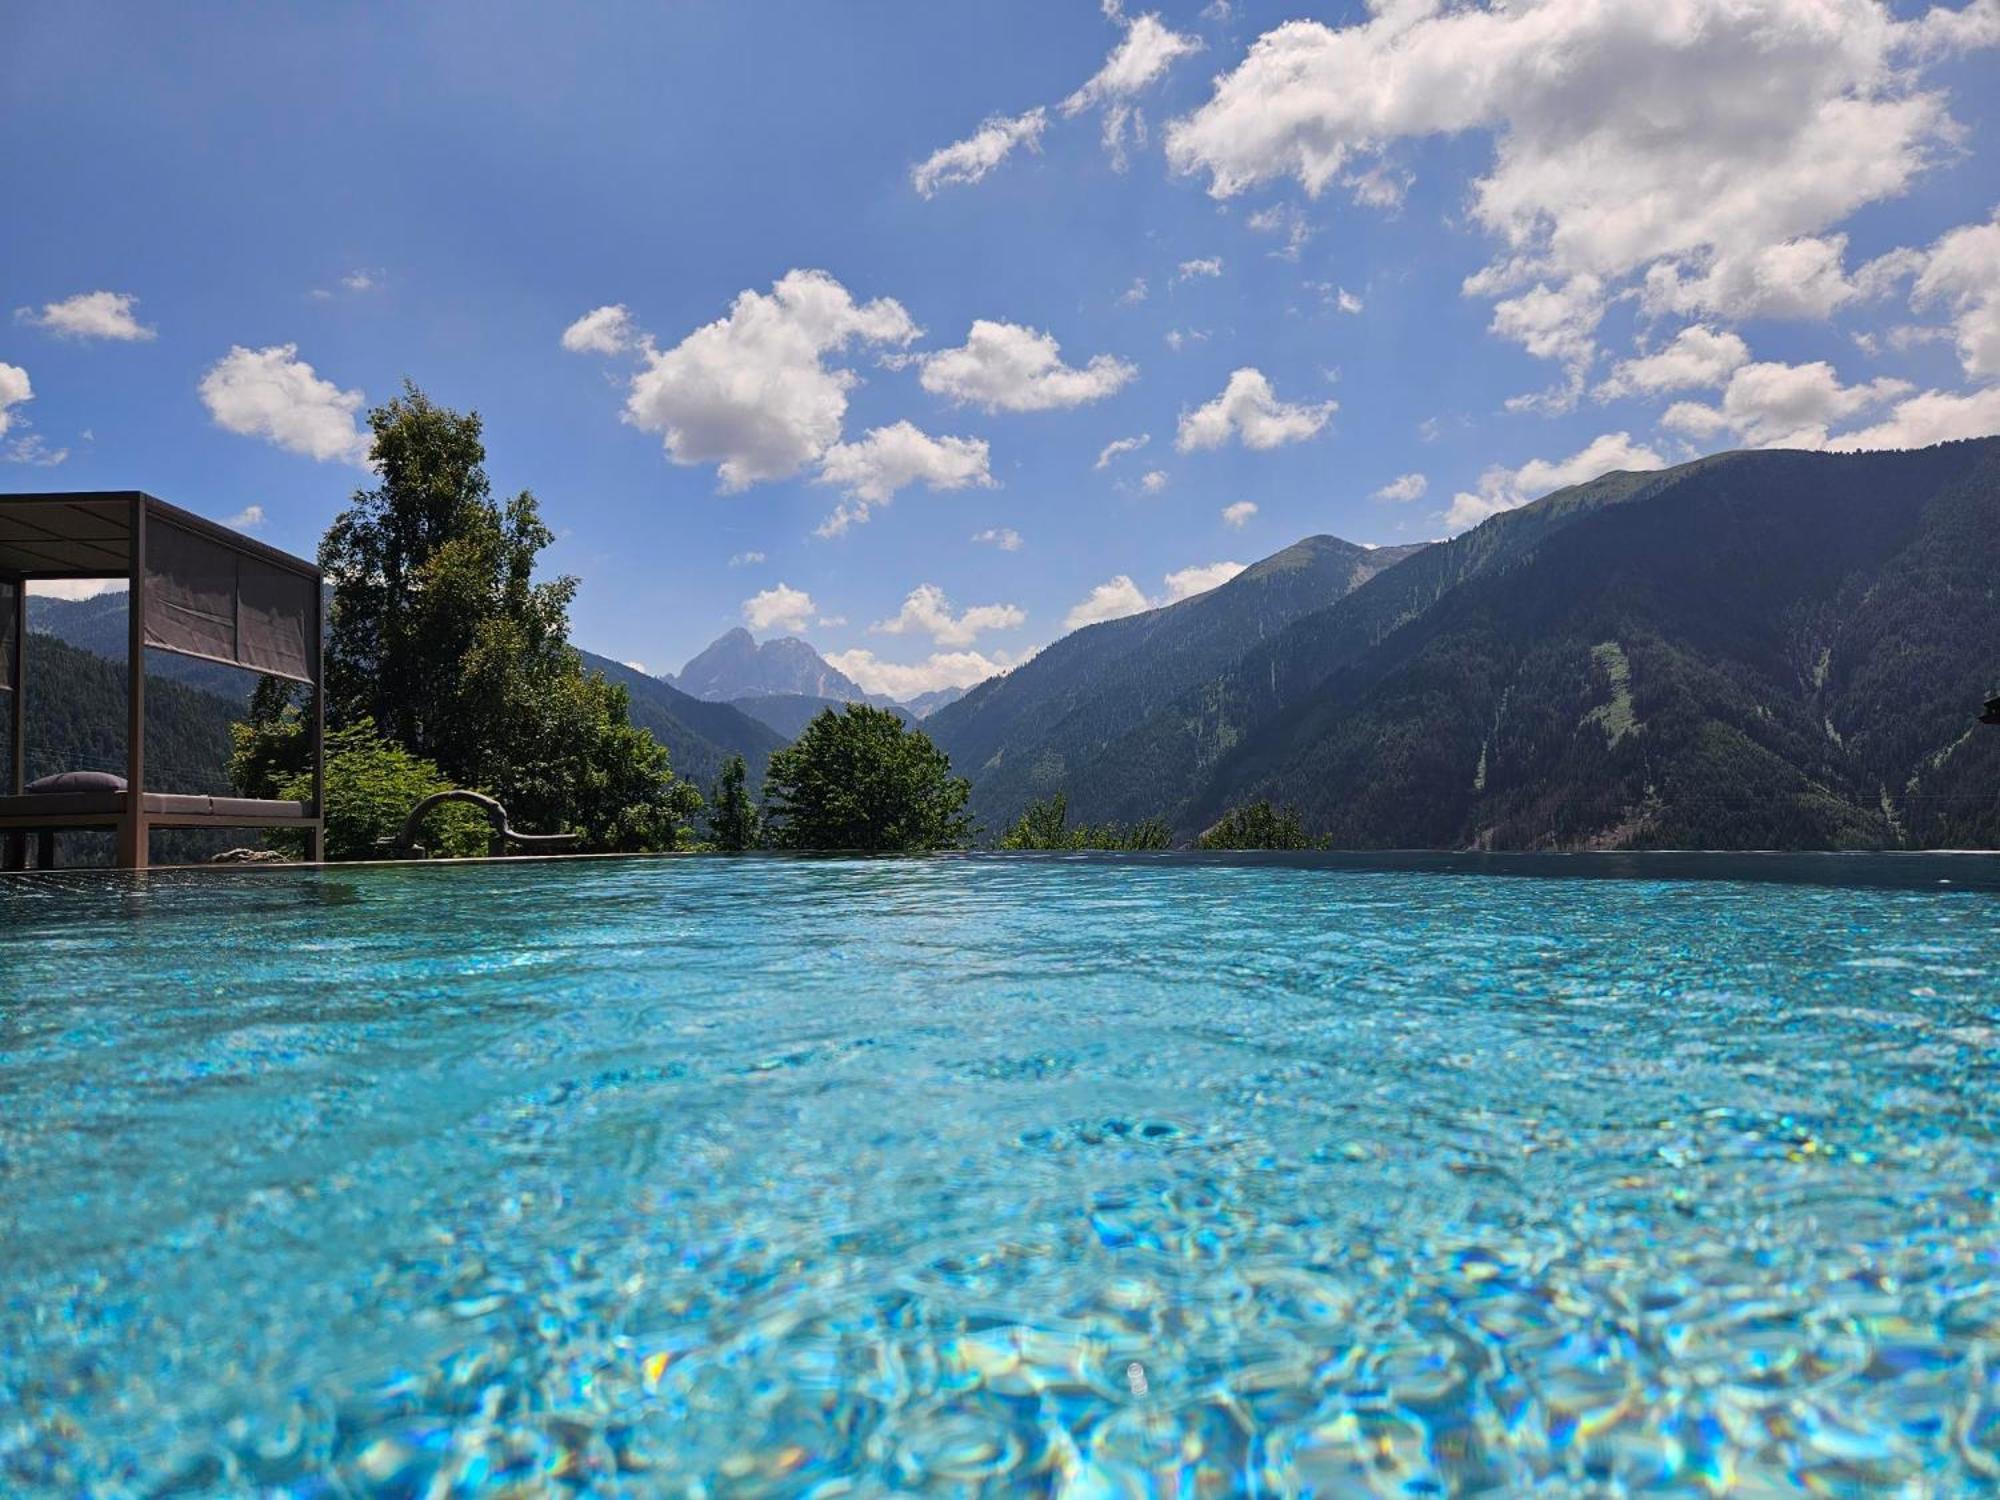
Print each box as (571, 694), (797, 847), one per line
(1139, 469), (1169, 493)
(1176, 256), (1223, 281)
(1910, 209), (2000, 380)
(1164, 327), (1210, 351)
(17, 290), (155, 341)
(742, 583), (817, 634)
(911, 108), (1049, 197)
(29, 578), (126, 601)
(1221, 500), (1258, 527)
(1095, 433), (1149, 468)
(1247, 203), (1313, 260)
(0, 363), (32, 439)
(561, 304), (637, 355)
(1825, 385), (2000, 450)
(1639, 235), (1893, 322)
(3, 433), (67, 467)
(1661, 360), (1911, 449)
(223, 505), (266, 531)
(1166, 2), (1999, 368)
(1064, 558), (1247, 628)
(624, 269), (919, 491)
(814, 420), (993, 536)
(871, 583), (1026, 646)
(1485, 275), (1603, 398)
(824, 647), (1011, 699)
(1065, 574), (1153, 628)
(198, 344), (370, 464)
(1066, 13), (1203, 115)
(1447, 432), (1665, 532)
(728, 550), (766, 567)
(622, 660), (649, 675)
(1596, 325), (1750, 401)
(340, 269), (381, 293)
(916, 320), (1136, 412)
(973, 526), (1024, 551)
(1163, 560), (1246, 600)
(1372, 472), (1427, 503)
(1335, 287), (1363, 314)
(1119, 277), (1150, 306)
(1177, 367), (1335, 451)
(1065, 13), (1203, 165)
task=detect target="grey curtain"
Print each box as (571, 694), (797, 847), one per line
(142, 518), (314, 683)
(0, 577), (16, 692)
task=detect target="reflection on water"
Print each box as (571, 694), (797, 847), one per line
(2, 854), (1999, 1494)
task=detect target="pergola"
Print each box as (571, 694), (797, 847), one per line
(0, 492), (324, 869)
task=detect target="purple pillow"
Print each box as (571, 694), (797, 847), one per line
(26, 771), (128, 794)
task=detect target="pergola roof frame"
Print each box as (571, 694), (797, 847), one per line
(0, 492), (325, 870)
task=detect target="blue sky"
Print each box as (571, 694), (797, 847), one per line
(4, 0), (1998, 697)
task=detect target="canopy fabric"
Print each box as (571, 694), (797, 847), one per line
(142, 514), (315, 683)
(0, 576), (15, 692)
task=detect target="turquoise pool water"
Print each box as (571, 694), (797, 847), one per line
(3, 854), (1999, 1495)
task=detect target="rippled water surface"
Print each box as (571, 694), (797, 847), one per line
(4, 854), (2000, 1495)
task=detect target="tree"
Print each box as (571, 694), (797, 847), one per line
(1197, 800), (1313, 850)
(997, 792), (1173, 850)
(311, 384), (698, 851)
(762, 704), (973, 852)
(706, 754), (761, 851)
(255, 717), (491, 861)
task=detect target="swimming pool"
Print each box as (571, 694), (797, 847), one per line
(3, 854), (1998, 1493)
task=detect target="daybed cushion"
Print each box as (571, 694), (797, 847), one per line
(26, 770), (127, 794)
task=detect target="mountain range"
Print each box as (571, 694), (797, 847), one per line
(20, 437), (2000, 850)
(671, 627), (867, 702)
(927, 438), (2000, 849)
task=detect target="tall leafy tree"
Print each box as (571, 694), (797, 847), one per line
(314, 383), (697, 851)
(705, 754), (761, 851)
(762, 704), (972, 852)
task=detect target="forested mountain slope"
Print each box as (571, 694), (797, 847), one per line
(1059, 439), (1999, 849)
(927, 535), (1425, 828)
(575, 652), (785, 791)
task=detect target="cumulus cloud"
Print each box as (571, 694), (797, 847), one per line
(1065, 13), (1204, 165)
(728, 550), (766, 567)
(916, 320), (1136, 412)
(1119, 277), (1150, 306)
(1165, 2), (2000, 369)
(973, 526), (1024, 550)
(911, 109), (1049, 197)
(1660, 360), (1912, 449)
(1163, 560), (1246, 600)
(1909, 209), (2000, 380)
(1139, 469), (1168, 493)
(624, 269), (919, 492)
(1248, 203), (1314, 260)
(1596, 325), (1750, 401)
(1176, 367), (1335, 451)
(1447, 432), (1665, 532)
(1095, 433), (1150, 468)
(1176, 256), (1223, 281)
(1372, 472), (1427, 503)
(223, 505), (266, 531)
(1638, 235), (1912, 322)
(1064, 558), (1247, 628)
(871, 583), (1025, 646)
(742, 583), (817, 634)
(0, 362), (32, 439)
(815, 420), (993, 536)
(561, 304), (636, 355)
(825, 647), (1012, 699)
(1065, 574), (1153, 629)
(198, 344), (370, 464)
(1221, 500), (1257, 526)
(1825, 385), (2000, 450)
(17, 290), (155, 341)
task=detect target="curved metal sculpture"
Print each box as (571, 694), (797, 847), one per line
(393, 790), (582, 859)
